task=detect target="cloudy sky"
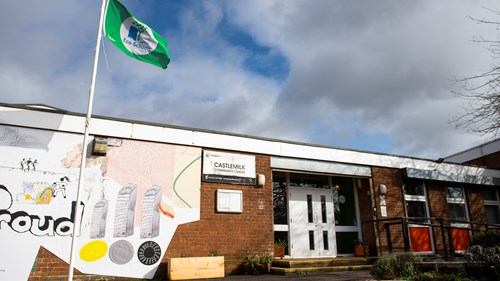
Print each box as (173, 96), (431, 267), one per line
(1, 0), (498, 159)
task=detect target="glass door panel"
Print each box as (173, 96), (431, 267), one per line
(332, 177), (360, 255)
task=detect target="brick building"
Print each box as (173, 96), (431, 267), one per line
(445, 138), (500, 170)
(0, 103), (499, 281)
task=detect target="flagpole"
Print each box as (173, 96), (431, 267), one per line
(67, 0), (107, 280)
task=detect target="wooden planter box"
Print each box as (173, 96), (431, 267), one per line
(168, 256), (224, 280)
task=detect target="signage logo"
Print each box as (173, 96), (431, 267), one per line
(120, 17), (158, 55)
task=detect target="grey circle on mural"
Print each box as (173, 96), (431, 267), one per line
(109, 240), (134, 265)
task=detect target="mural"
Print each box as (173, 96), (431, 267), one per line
(0, 125), (201, 280)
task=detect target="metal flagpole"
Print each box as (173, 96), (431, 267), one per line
(67, 0), (107, 280)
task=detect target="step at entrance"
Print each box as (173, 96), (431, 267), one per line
(271, 257), (374, 275)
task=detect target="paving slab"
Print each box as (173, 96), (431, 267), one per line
(203, 270), (375, 281)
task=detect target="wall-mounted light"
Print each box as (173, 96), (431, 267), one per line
(379, 184), (387, 196)
(257, 174), (265, 187)
(335, 184), (341, 190)
(92, 137), (108, 156)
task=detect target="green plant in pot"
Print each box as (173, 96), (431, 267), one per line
(243, 254), (273, 275)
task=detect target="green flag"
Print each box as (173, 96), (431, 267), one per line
(104, 0), (170, 69)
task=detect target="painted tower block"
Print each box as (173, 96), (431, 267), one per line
(140, 185), (162, 238)
(113, 184), (137, 237)
(90, 199), (109, 239)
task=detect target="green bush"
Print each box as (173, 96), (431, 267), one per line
(465, 244), (500, 280)
(370, 253), (397, 279)
(469, 230), (500, 248)
(370, 252), (421, 280)
(242, 254), (272, 275)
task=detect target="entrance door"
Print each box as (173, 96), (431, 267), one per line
(289, 187), (336, 258)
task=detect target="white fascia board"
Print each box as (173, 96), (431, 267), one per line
(0, 107), (83, 133)
(191, 131), (281, 155)
(405, 168), (500, 186)
(275, 142), (500, 179)
(445, 139), (500, 163)
(277, 141), (424, 170)
(445, 149), (480, 163)
(271, 157), (372, 177)
(2, 105), (500, 180)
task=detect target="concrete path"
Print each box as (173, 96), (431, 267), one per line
(203, 270), (375, 281)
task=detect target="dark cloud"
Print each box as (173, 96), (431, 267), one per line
(226, 0), (497, 157)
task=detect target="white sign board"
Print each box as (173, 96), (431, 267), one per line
(216, 189), (243, 213)
(203, 151), (256, 185)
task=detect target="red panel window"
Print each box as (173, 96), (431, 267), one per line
(451, 228), (470, 251)
(409, 227), (432, 252)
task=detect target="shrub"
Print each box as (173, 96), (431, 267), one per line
(465, 230), (500, 280)
(370, 252), (421, 280)
(371, 253), (397, 279)
(465, 244), (500, 280)
(469, 230), (500, 248)
(242, 254), (272, 275)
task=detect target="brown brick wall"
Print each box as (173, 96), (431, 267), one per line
(371, 167), (405, 253)
(29, 248), (123, 281)
(466, 185), (487, 227)
(426, 183), (447, 218)
(165, 154), (273, 274)
(29, 248), (72, 281)
(466, 151), (500, 169)
(426, 183), (492, 254)
(426, 182), (448, 256)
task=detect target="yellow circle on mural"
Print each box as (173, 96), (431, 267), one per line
(79, 240), (108, 262)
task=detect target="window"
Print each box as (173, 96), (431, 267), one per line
(307, 194), (313, 223)
(323, 231), (329, 250)
(309, 230), (315, 250)
(273, 171), (289, 256)
(406, 201), (427, 218)
(404, 180), (433, 253)
(404, 180), (429, 223)
(273, 172), (288, 225)
(486, 206), (500, 225)
(447, 186), (470, 253)
(483, 187), (500, 225)
(321, 195), (327, 223)
(406, 182), (425, 196)
(289, 173), (329, 189)
(332, 176), (357, 226)
(446, 186), (468, 223)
